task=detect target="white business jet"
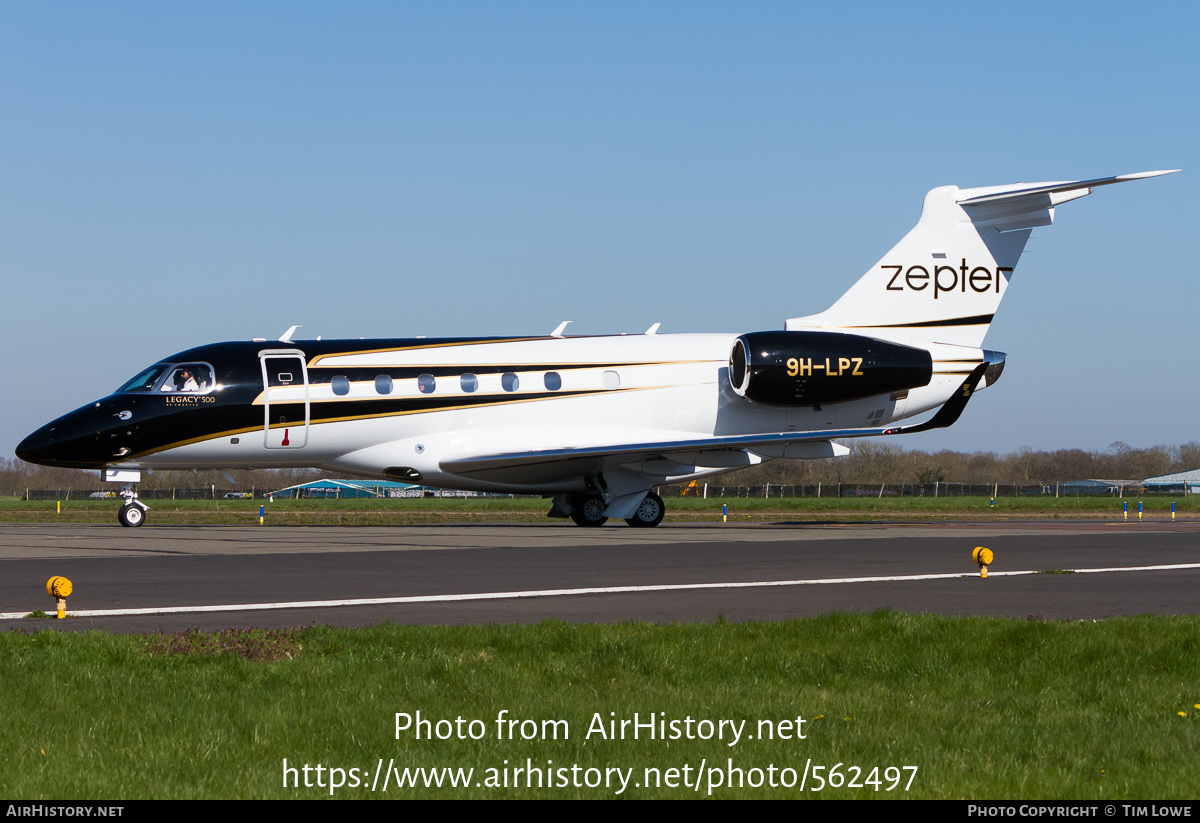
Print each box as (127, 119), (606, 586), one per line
(17, 171), (1178, 527)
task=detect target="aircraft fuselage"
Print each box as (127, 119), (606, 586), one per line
(17, 332), (972, 494)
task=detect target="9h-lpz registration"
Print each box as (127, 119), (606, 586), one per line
(730, 330), (933, 406)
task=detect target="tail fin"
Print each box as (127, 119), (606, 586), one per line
(786, 170), (1179, 348)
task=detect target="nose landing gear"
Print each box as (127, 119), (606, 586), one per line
(118, 501), (146, 527)
(103, 470), (148, 527)
(116, 481), (148, 527)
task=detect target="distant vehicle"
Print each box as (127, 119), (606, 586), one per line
(88, 491), (117, 499)
(16, 171), (1179, 528)
(223, 492), (253, 499)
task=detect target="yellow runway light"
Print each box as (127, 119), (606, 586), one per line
(46, 576), (73, 619)
(972, 547), (993, 578)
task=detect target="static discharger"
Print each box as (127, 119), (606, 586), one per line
(972, 547), (993, 579)
(46, 576), (72, 619)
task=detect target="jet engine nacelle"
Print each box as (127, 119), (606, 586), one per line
(729, 330), (933, 406)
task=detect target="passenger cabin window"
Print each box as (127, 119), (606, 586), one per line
(332, 376), (350, 396)
(460, 374), (478, 393)
(502, 372), (519, 392)
(417, 374), (436, 394)
(544, 372), (562, 391)
(157, 363), (215, 393)
(375, 375), (393, 395)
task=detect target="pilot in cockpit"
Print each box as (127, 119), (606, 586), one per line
(177, 368), (200, 392)
(162, 367), (200, 392)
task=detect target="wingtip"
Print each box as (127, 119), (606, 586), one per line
(1120, 169), (1182, 180)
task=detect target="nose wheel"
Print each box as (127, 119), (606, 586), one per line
(116, 482), (148, 527)
(118, 503), (145, 527)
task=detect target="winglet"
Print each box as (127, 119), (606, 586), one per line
(551, 321), (572, 338)
(887, 363), (989, 435)
(279, 325), (301, 343)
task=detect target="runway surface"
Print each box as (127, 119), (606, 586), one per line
(1, 520), (1198, 632)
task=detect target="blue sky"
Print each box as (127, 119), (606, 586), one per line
(3, 1), (1195, 460)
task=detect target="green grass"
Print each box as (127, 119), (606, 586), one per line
(1, 495), (1194, 525)
(2, 614), (1198, 798)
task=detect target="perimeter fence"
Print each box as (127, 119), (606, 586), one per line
(15, 482), (1193, 501)
(656, 482), (1192, 499)
(21, 488), (268, 501)
(17, 487), (526, 501)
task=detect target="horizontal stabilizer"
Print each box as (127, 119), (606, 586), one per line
(956, 170), (1180, 205)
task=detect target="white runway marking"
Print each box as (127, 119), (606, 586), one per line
(5, 563), (1200, 619)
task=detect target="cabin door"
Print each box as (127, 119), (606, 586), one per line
(259, 351), (311, 449)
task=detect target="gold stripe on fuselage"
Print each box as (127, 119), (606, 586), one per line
(253, 359), (722, 406)
(305, 337), (549, 367)
(126, 383), (683, 460)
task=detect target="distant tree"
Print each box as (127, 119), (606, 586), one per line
(1176, 442), (1200, 472)
(916, 467), (945, 484)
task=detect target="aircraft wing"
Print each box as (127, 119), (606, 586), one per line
(441, 365), (987, 482)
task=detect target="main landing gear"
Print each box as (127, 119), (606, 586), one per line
(117, 483), (148, 527)
(570, 495), (608, 527)
(625, 492), (665, 528)
(555, 492), (667, 528)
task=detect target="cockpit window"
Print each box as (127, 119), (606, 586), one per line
(116, 364), (170, 393)
(158, 362), (216, 393)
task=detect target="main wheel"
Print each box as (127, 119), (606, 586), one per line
(569, 495), (608, 527)
(625, 492), (665, 527)
(118, 504), (145, 527)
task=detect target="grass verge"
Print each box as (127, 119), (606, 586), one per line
(2, 613), (1198, 799)
(1, 495), (1196, 525)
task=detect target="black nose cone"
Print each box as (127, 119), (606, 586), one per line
(16, 424), (61, 466)
(17, 407), (111, 469)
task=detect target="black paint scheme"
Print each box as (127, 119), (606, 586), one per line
(730, 330), (933, 407)
(16, 337), (565, 470)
